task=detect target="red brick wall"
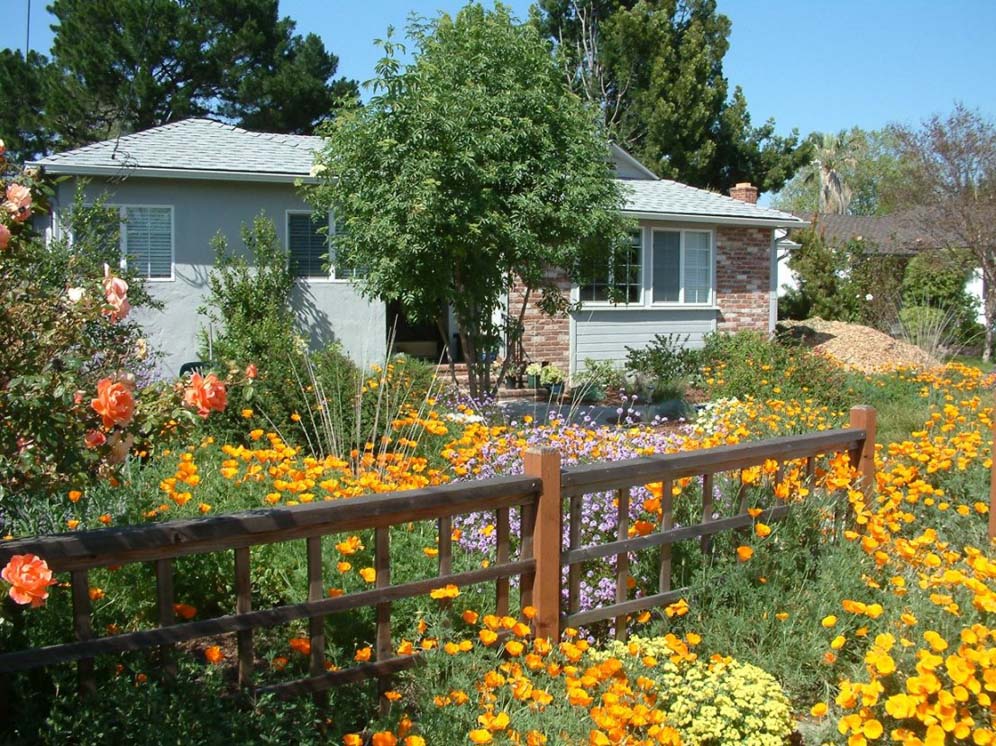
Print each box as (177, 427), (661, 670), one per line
(508, 269), (571, 374)
(715, 225), (772, 332)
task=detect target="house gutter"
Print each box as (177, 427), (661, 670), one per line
(621, 209), (806, 229)
(33, 164), (320, 186)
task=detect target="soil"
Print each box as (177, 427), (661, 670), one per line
(778, 318), (940, 373)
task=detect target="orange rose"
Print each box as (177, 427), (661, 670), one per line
(2, 553), (56, 608)
(102, 264), (131, 322)
(84, 429), (107, 448)
(0, 223), (10, 251)
(204, 645), (224, 664)
(4, 183), (32, 222)
(183, 372), (227, 418)
(245, 363), (257, 379)
(91, 377), (135, 429)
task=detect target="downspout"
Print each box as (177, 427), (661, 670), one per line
(769, 229), (784, 335)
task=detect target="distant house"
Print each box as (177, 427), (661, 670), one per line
(34, 118), (805, 378)
(778, 211), (984, 323)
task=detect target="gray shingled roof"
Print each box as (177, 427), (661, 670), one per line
(35, 118), (320, 179)
(35, 118), (804, 224)
(800, 210), (943, 254)
(619, 179), (803, 224)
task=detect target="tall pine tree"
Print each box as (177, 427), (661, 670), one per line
(42, 0), (357, 148)
(535, 0), (811, 193)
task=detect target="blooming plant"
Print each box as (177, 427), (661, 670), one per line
(1, 553), (55, 608)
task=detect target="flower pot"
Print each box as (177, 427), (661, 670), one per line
(549, 383), (564, 397)
(527, 374), (539, 388)
(504, 375), (518, 388)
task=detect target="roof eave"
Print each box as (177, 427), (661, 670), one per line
(34, 163), (319, 185)
(621, 209), (807, 228)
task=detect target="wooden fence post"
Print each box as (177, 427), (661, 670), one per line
(523, 447), (561, 640)
(990, 393), (996, 541)
(849, 405), (877, 498)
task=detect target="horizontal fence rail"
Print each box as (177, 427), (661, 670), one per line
(0, 406), (877, 705)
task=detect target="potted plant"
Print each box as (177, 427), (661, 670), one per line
(540, 363), (565, 396)
(525, 362), (543, 388)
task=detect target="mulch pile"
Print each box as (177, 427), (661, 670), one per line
(779, 318), (940, 373)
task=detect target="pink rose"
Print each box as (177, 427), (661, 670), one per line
(4, 183), (32, 222)
(84, 430), (107, 448)
(102, 264), (131, 322)
(0, 223), (10, 251)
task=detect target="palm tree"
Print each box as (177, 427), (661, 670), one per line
(806, 131), (862, 214)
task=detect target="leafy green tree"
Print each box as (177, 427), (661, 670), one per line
(534, 0), (811, 193)
(0, 50), (58, 162)
(772, 128), (912, 217)
(310, 3), (628, 398)
(45, 0), (357, 147)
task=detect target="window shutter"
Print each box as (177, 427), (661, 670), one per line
(124, 207), (172, 279)
(652, 232), (680, 303)
(288, 213), (327, 278)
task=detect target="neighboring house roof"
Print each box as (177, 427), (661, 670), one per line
(795, 210), (942, 255)
(34, 117), (805, 227)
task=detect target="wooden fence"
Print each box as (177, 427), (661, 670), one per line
(0, 405), (876, 705)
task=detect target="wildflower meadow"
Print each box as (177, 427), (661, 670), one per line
(1, 152), (994, 746)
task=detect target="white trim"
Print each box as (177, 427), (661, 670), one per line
(621, 209), (805, 228)
(575, 227), (645, 308)
(285, 209), (354, 283)
(78, 203), (176, 282)
(37, 163), (318, 185)
(610, 144), (659, 181)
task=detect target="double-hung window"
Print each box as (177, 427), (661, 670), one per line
(651, 229), (712, 305)
(287, 212), (364, 280)
(579, 229), (643, 303)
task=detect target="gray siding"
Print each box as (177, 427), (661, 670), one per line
(54, 177), (385, 377)
(571, 308), (717, 374)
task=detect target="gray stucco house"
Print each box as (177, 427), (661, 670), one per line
(34, 118), (805, 378)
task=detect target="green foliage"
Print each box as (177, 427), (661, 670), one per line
(310, 3), (628, 398)
(0, 50), (58, 162)
(42, 0), (357, 148)
(535, 0), (811, 193)
(4, 662), (325, 745)
(625, 334), (700, 384)
(573, 358), (626, 401)
(780, 227), (906, 331)
(699, 330), (849, 409)
(0, 178), (155, 505)
(772, 127), (912, 217)
(901, 249), (981, 346)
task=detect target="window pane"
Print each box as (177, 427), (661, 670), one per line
(652, 231), (680, 303)
(684, 231), (711, 304)
(124, 207), (172, 279)
(288, 213), (327, 278)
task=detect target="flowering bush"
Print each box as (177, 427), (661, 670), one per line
(1, 553), (55, 608)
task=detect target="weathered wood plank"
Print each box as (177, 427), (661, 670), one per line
(306, 537), (325, 682)
(518, 501), (537, 609)
(700, 473), (714, 555)
(234, 547), (252, 687)
(0, 476), (543, 572)
(566, 588), (690, 629)
(0, 559), (535, 673)
(438, 516), (452, 577)
(522, 447), (561, 640)
(258, 654), (420, 699)
(659, 481), (673, 594)
(614, 488), (629, 641)
(567, 494), (582, 616)
(561, 429), (864, 496)
(496, 507), (510, 617)
(374, 526), (391, 709)
(70, 569), (95, 696)
(155, 558), (176, 679)
(565, 505), (790, 566)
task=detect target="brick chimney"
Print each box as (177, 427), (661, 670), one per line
(729, 182), (759, 204)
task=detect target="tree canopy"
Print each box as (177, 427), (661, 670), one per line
(0, 0), (357, 157)
(309, 3), (628, 398)
(533, 0), (811, 193)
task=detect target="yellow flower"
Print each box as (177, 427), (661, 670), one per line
(821, 615), (838, 628)
(359, 567), (376, 583)
(810, 702), (828, 717)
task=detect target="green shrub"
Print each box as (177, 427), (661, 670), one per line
(700, 330), (849, 409)
(901, 249), (982, 346)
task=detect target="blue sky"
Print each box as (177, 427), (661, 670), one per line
(3, 0), (994, 139)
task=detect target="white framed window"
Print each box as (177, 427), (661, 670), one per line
(651, 229), (713, 305)
(70, 204), (174, 281)
(121, 206), (174, 280)
(286, 211), (364, 281)
(579, 229), (643, 304)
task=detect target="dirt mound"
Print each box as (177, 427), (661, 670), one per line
(779, 318), (940, 373)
